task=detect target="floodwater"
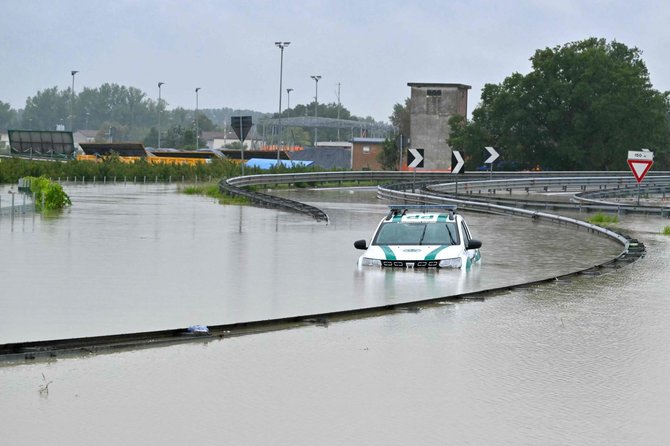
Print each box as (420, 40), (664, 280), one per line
(3, 184), (670, 445)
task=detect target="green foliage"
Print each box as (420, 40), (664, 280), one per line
(587, 212), (619, 225)
(377, 137), (400, 170)
(450, 38), (670, 171)
(27, 176), (72, 211)
(1, 100), (18, 130)
(389, 98), (411, 138)
(662, 226), (670, 235)
(180, 183), (250, 205)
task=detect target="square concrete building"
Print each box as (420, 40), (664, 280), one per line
(407, 83), (471, 170)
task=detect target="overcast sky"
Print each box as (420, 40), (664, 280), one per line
(2, 0), (669, 122)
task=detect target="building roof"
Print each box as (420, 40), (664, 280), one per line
(80, 142), (147, 157)
(352, 137), (385, 143)
(407, 83), (471, 89)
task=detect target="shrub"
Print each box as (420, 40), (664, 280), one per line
(587, 212), (619, 225)
(27, 176), (72, 211)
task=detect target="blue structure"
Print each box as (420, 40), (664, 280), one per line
(245, 158), (313, 169)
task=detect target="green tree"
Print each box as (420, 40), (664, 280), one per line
(22, 87), (70, 130)
(389, 98), (411, 138)
(377, 137), (399, 170)
(451, 38), (670, 170)
(0, 100), (18, 130)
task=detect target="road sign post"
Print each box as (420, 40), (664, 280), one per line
(451, 150), (464, 195)
(627, 150), (654, 206)
(231, 116), (253, 175)
(484, 146), (499, 179)
(408, 148), (424, 192)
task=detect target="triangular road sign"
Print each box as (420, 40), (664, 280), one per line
(627, 159), (653, 183)
(231, 116), (253, 142)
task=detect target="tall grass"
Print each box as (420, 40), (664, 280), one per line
(587, 212), (619, 225)
(180, 183), (250, 205)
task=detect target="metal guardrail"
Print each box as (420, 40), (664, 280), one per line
(0, 192), (34, 217)
(223, 171), (670, 219)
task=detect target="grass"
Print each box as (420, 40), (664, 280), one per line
(586, 212), (619, 226)
(180, 183), (250, 205)
(662, 226), (670, 235)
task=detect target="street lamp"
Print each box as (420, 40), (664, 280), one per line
(70, 70), (78, 131)
(275, 41), (290, 161)
(195, 87), (201, 150)
(310, 75), (321, 146)
(158, 82), (164, 149)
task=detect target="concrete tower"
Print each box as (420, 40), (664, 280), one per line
(407, 83), (471, 170)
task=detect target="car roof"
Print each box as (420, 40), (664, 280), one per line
(384, 205), (459, 223)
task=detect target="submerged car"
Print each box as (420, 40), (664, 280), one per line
(354, 205), (482, 269)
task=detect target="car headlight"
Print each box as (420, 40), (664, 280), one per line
(438, 258), (462, 268)
(360, 257), (382, 267)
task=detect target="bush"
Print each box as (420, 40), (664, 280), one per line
(27, 176), (72, 211)
(586, 212), (619, 225)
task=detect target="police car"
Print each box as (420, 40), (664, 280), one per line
(354, 205), (482, 269)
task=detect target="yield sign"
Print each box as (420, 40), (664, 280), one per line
(408, 148), (424, 168)
(627, 150), (654, 183)
(484, 146), (499, 164)
(451, 150), (464, 174)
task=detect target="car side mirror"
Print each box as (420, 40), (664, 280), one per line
(354, 239), (368, 250)
(466, 239), (482, 250)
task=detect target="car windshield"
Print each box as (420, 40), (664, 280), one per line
(373, 222), (460, 246)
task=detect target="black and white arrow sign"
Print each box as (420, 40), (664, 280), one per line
(408, 148), (425, 168)
(484, 146), (500, 164)
(451, 150), (464, 174)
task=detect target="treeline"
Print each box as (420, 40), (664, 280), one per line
(1, 83), (386, 149)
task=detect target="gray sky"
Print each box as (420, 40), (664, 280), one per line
(2, 0), (668, 122)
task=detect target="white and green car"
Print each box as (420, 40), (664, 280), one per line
(354, 205), (482, 269)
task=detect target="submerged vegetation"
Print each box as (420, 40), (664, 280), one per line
(586, 212), (619, 226)
(26, 175), (72, 211)
(662, 226), (670, 235)
(180, 183), (250, 205)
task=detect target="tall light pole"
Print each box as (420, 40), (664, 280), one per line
(310, 75), (321, 146)
(275, 41), (290, 162)
(70, 70), (78, 131)
(158, 82), (164, 149)
(195, 87), (201, 150)
(336, 82), (341, 140)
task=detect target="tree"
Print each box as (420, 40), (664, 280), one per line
(377, 137), (399, 170)
(22, 87), (69, 130)
(451, 38), (670, 170)
(0, 100), (17, 130)
(390, 98), (411, 138)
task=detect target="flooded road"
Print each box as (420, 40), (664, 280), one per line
(1, 184), (619, 343)
(3, 184), (669, 445)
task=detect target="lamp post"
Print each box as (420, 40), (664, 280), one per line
(195, 87), (201, 150)
(70, 70), (78, 131)
(158, 82), (164, 149)
(310, 75), (321, 146)
(275, 41), (290, 162)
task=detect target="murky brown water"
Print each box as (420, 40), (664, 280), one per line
(3, 184), (667, 445)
